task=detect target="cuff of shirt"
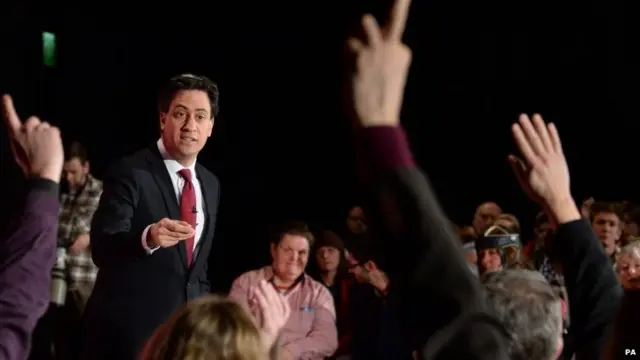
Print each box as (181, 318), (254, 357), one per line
(28, 177), (60, 197)
(141, 225), (160, 255)
(361, 126), (415, 170)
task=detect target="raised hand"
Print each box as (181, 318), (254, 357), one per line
(253, 280), (291, 349)
(2, 95), (64, 182)
(508, 114), (571, 209)
(347, 0), (412, 128)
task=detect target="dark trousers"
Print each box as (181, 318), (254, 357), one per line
(29, 296), (83, 360)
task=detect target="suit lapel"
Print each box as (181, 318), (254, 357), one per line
(146, 145), (188, 268)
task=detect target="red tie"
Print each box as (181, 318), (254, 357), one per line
(178, 169), (196, 266)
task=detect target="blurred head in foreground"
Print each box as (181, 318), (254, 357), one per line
(140, 295), (274, 360)
(484, 269), (563, 360)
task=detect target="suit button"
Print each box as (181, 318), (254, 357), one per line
(186, 282), (191, 288)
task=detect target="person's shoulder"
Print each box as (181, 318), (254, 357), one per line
(304, 274), (332, 298)
(233, 266), (269, 284)
(196, 163), (219, 185)
(105, 146), (155, 177)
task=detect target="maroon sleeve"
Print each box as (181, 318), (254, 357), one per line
(359, 126), (415, 170)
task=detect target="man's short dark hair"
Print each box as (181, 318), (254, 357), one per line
(590, 202), (623, 222)
(484, 269), (562, 360)
(272, 221), (315, 248)
(158, 74), (219, 117)
(65, 141), (88, 163)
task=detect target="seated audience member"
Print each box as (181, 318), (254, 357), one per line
(346, 206), (368, 236)
(344, 251), (413, 360)
(458, 225), (477, 244)
(462, 242), (479, 276)
(310, 230), (354, 358)
(621, 206), (640, 245)
(472, 202), (503, 235)
(0, 95), (64, 360)
(140, 281), (290, 360)
(590, 202), (624, 266)
(617, 241), (640, 290)
(475, 225), (522, 275)
(228, 222), (338, 360)
(494, 213), (521, 234)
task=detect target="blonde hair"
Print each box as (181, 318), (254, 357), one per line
(140, 295), (269, 360)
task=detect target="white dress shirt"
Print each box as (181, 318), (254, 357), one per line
(141, 139), (206, 258)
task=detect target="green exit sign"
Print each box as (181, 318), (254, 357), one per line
(42, 32), (56, 68)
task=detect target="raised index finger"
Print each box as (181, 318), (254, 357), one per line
(1, 95), (22, 135)
(387, 0), (412, 41)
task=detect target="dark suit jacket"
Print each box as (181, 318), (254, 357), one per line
(0, 178), (59, 360)
(81, 144), (220, 360)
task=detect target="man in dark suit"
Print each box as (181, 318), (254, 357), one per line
(81, 74), (221, 360)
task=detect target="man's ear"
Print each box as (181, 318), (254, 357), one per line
(159, 113), (167, 132)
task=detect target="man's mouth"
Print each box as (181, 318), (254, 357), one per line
(180, 135), (197, 142)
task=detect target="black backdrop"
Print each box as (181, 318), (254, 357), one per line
(0, 1), (631, 288)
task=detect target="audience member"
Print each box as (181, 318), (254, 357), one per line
(229, 222), (338, 360)
(0, 95), (64, 360)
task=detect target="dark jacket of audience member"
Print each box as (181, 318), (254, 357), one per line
(355, 126), (511, 360)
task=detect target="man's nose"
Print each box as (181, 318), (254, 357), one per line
(183, 116), (198, 129)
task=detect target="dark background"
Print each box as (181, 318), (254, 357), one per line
(0, 1), (631, 287)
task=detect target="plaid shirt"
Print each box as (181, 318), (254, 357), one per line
(58, 174), (102, 291)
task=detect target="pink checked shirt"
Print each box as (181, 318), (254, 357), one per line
(229, 266), (338, 360)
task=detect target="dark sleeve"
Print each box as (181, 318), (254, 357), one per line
(90, 161), (147, 268)
(358, 126), (509, 360)
(553, 219), (623, 359)
(0, 178), (60, 360)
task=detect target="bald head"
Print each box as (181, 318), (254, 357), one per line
(473, 202), (502, 234)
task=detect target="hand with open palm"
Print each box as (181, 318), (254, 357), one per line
(508, 114), (572, 210)
(253, 280), (291, 350)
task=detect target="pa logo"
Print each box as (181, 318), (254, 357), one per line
(625, 349), (637, 356)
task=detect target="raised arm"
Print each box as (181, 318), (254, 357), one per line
(344, 2), (509, 358)
(0, 180), (60, 360)
(0, 95), (64, 360)
(508, 114), (622, 359)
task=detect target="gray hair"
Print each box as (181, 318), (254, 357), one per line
(483, 269), (562, 360)
(620, 241), (640, 261)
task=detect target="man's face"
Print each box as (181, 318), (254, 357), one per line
(63, 157), (89, 191)
(347, 206), (367, 234)
(315, 246), (341, 272)
(617, 253), (640, 290)
(270, 234), (309, 282)
(624, 221), (639, 238)
(535, 221), (553, 241)
(473, 202), (502, 234)
(160, 90), (213, 161)
(592, 212), (622, 255)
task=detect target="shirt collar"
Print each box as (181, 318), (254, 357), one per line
(157, 138), (197, 176)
